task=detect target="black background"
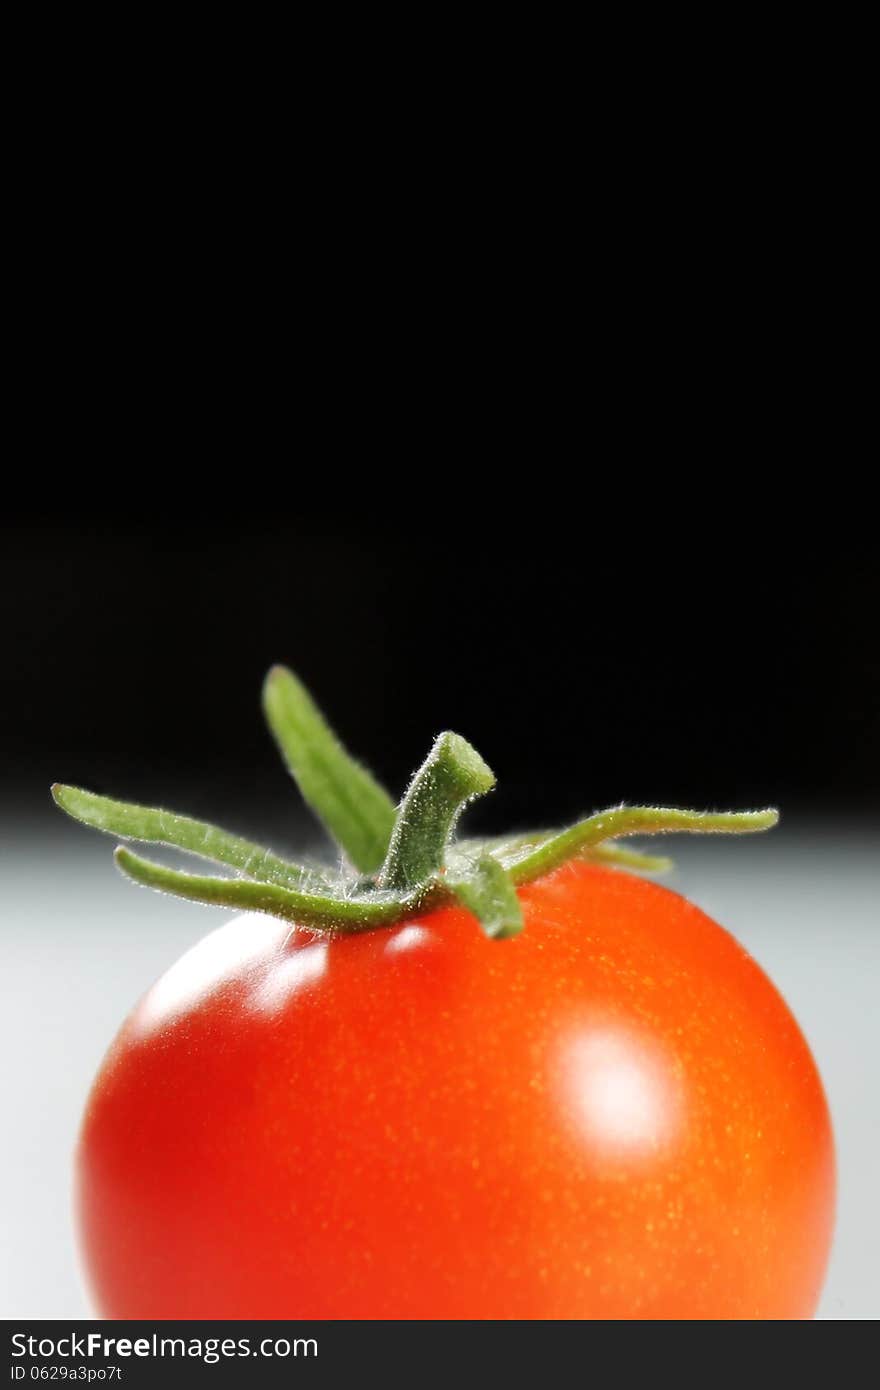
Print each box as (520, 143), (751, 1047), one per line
(3, 496), (877, 843)
(4, 153), (876, 839)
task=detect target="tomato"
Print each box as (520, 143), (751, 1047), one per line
(58, 666), (834, 1318)
(76, 860), (834, 1320)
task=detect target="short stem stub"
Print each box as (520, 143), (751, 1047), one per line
(379, 732), (496, 893)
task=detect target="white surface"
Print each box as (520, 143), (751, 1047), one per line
(1, 823), (877, 1320)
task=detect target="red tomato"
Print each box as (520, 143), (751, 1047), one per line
(77, 861), (834, 1319)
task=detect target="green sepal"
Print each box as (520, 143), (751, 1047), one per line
(263, 666), (397, 874)
(587, 843), (674, 873)
(446, 854), (524, 940)
(508, 806), (779, 885)
(459, 833), (673, 875)
(114, 847), (421, 933)
(52, 784), (318, 891)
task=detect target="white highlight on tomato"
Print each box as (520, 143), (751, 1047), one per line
(562, 1027), (679, 1156)
(137, 914), (285, 1031)
(384, 925), (431, 955)
(249, 941), (329, 1012)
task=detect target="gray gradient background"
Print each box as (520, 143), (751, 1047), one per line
(2, 818), (877, 1319)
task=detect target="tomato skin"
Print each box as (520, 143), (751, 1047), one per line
(77, 863), (834, 1319)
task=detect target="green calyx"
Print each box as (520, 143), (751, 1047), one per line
(52, 667), (779, 941)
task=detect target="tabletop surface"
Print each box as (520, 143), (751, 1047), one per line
(2, 820), (877, 1320)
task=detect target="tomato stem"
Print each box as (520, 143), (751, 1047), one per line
(379, 733), (496, 892)
(52, 666), (780, 941)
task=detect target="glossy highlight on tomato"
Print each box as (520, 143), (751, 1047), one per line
(77, 861), (834, 1320)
